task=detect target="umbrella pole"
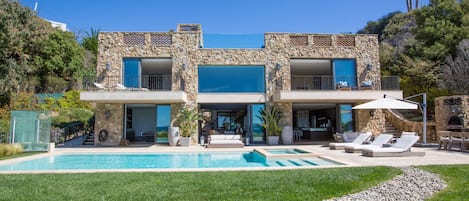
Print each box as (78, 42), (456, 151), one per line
(405, 93), (427, 145)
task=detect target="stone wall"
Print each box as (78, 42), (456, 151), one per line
(94, 28), (380, 145)
(435, 95), (469, 132)
(94, 103), (123, 146)
(356, 109), (385, 135)
(384, 110), (437, 143)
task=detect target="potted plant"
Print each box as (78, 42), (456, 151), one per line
(175, 107), (202, 146)
(258, 105), (282, 145)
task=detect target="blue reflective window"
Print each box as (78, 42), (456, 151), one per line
(251, 104), (265, 143)
(339, 104), (353, 132)
(203, 34), (264, 48)
(198, 66), (265, 93)
(333, 59), (356, 88)
(156, 105), (171, 143)
(123, 59), (140, 88)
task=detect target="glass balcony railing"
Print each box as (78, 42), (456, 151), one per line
(83, 75), (173, 91)
(290, 75), (400, 91)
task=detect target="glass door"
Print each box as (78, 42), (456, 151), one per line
(250, 104), (265, 144)
(123, 58), (141, 88)
(156, 105), (171, 143)
(333, 59), (356, 89)
(338, 104), (353, 132)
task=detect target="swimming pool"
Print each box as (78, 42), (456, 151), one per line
(0, 151), (342, 172)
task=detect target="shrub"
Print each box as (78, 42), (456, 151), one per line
(0, 144), (5, 157)
(0, 144), (24, 157)
(13, 144), (23, 154)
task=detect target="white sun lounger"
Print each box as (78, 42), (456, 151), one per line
(361, 135), (425, 157)
(329, 132), (372, 150)
(344, 134), (393, 153)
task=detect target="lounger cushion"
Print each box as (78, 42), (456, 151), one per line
(210, 140), (243, 145)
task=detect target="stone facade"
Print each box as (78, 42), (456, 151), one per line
(91, 24), (381, 145)
(435, 95), (469, 132)
(94, 103), (124, 146)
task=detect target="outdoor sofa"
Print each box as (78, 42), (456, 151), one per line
(206, 134), (244, 148)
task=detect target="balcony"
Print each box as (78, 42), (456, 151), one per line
(80, 75), (186, 104)
(274, 76), (403, 103)
(83, 75), (172, 91)
(290, 76), (400, 91)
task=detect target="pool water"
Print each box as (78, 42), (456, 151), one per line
(0, 152), (342, 171)
(265, 149), (309, 155)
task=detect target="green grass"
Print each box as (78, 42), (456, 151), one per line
(418, 165), (469, 201)
(0, 166), (400, 201)
(0, 152), (42, 161)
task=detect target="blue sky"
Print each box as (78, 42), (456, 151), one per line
(19, 0), (429, 35)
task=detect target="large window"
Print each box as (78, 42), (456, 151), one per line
(123, 59), (141, 88)
(333, 59), (356, 88)
(198, 66), (265, 93)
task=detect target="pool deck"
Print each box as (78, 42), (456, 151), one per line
(1, 144), (468, 174)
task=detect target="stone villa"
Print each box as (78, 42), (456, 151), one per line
(80, 24), (403, 146)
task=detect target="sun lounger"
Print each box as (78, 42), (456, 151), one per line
(329, 132), (372, 150)
(344, 134), (393, 153)
(361, 135), (425, 157)
(115, 83), (149, 91)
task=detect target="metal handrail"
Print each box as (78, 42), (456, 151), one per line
(83, 74), (173, 91)
(290, 75), (400, 91)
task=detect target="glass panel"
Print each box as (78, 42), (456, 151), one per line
(251, 104), (265, 143)
(123, 59), (140, 88)
(198, 66), (265, 93)
(339, 104), (353, 132)
(156, 105), (171, 143)
(203, 33), (264, 48)
(333, 59), (356, 88)
(217, 112), (234, 131)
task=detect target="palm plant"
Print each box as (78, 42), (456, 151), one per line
(257, 105), (282, 136)
(176, 107), (202, 137)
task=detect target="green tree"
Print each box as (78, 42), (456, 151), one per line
(32, 29), (85, 92)
(413, 0), (469, 60)
(80, 28), (99, 83)
(0, 0), (49, 96)
(357, 11), (402, 41)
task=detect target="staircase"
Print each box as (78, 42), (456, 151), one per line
(384, 120), (401, 137)
(83, 133), (95, 145)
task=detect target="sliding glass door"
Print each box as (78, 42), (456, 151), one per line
(156, 105), (171, 143)
(250, 104), (265, 144)
(333, 59), (356, 88)
(123, 58), (141, 88)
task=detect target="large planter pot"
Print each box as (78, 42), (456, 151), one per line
(267, 136), (279, 145)
(281, 126), (293, 145)
(179, 137), (191, 146)
(168, 127), (180, 146)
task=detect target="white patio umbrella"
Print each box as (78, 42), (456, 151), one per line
(352, 97), (418, 110)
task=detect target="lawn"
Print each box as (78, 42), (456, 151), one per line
(419, 164), (469, 201)
(0, 166), (400, 201)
